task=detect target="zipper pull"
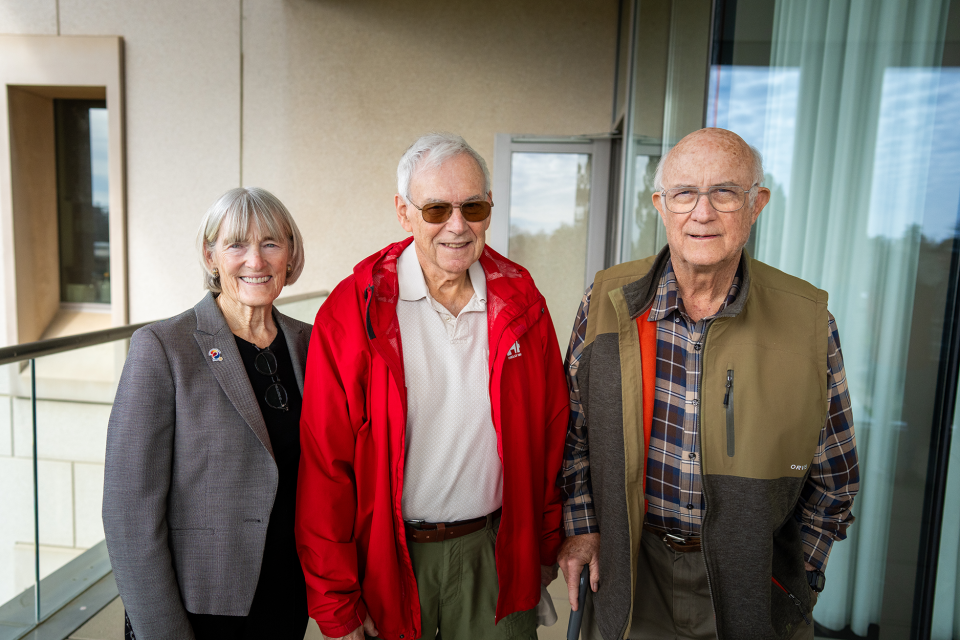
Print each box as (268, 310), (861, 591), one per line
(723, 370), (733, 406)
(364, 284), (376, 340)
(788, 593), (811, 625)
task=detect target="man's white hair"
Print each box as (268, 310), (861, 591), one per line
(397, 132), (491, 201)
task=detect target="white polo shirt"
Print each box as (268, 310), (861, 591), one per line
(396, 243), (504, 523)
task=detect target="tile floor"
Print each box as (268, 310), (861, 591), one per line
(66, 577), (825, 640)
(68, 578), (573, 640)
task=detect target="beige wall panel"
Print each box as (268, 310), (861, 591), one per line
(37, 459), (76, 546)
(9, 88), (60, 344)
(0, 456), (35, 604)
(0, 395), (10, 457)
(12, 397), (111, 463)
(241, 0), (618, 295)
(0, 457), (75, 548)
(59, 0), (241, 322)
(0, 0), (57, 35)
(74, 461), (105, 548)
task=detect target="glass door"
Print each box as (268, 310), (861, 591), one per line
(612, 0), (960, 636)
(490, 135), (612, 342)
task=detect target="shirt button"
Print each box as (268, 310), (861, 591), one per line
(686, 503), (695, 510)
(675, 317), (681, 323)
(691, 399), (700, 406)
(688, 452), (696, 460)
(694, 343), (702, 351)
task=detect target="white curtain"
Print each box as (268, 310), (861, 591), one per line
(752, 0), (954, 636)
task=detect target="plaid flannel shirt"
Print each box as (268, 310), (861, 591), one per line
(559, 258), (859, 571)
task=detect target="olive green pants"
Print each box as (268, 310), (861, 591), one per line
(582, 528), (816, 640)
(405, 515), (537, 640)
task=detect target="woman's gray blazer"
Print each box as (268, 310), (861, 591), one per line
(102, 293), (310, 640)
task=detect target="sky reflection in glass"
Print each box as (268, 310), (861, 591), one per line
(706, 65), (800, 198)
(89, 107), (109, 211)
(508, 152), (590, 341)
(706, 64), (960, 242)
(868, 68), (960, 242)
(509, 153), (586, 235)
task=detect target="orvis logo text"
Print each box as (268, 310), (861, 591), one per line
(790, 464), (809, 471)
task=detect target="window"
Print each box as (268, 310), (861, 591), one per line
(54, 99), (111, 307)
(0, 35), (127, 345)
(490, 135), (612, 339)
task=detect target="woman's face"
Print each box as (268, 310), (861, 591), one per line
(206, 226), (290, 312)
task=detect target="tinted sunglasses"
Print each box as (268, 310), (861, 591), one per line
(254, 349), (289, 412)
(407, 198), (493, 224)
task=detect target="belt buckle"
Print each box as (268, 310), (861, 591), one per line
(663, 532), (688, 545)
(405, 519), (425, 530)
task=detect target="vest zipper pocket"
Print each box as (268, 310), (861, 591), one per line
(772, 576), (811, 625)
(723, 369), (734, 457)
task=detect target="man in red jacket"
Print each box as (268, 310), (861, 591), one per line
(296, 133), (569, 640)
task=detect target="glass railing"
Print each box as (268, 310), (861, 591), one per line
(0, 290), (326, 640)
(0, 323), (146, 640)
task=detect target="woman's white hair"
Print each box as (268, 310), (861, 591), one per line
(196, 187), (305, 293)
(397, 132), (491, 201)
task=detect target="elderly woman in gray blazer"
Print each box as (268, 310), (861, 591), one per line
(103, 187), (311, 640)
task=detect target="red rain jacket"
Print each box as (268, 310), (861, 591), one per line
(296, 239), (569, 639)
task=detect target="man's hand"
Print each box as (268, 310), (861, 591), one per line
(323, 613), (378, 640)
(557, 533), (600, 611)
(541, 563), (559, 586)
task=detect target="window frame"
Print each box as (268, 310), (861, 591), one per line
(0, 35), (127, 345)
(490, 133), (613, 289)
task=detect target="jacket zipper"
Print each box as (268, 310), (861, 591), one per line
(363, 284), (376, 340)
(771, 576), (811, 625)
(723, 369), (734, 457)
(694, 322), (719, 636)
(363, 280), (415, 635)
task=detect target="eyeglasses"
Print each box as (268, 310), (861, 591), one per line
(660, 184), (759, 214)
(406, 198), (493, 224)
(254, 349), (289, 412)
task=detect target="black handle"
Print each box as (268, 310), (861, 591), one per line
(566, 565), (590, 640)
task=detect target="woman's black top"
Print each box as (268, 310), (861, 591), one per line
(183, 326), (308, 639)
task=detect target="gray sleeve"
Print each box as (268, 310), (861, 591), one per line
(102, 327), (196, 640)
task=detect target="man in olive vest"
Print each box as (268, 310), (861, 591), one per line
(556, 128), (859, 640)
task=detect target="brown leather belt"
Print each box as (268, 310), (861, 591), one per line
(643, 522), (701, 553)
(405, 508), (502, 543)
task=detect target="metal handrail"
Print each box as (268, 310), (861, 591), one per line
(0, 322), (154, 366)
(274, 289), (330, 304)
(0, 290), (329, 366)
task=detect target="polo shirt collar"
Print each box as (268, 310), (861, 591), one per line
(397, 242), (487, 303)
